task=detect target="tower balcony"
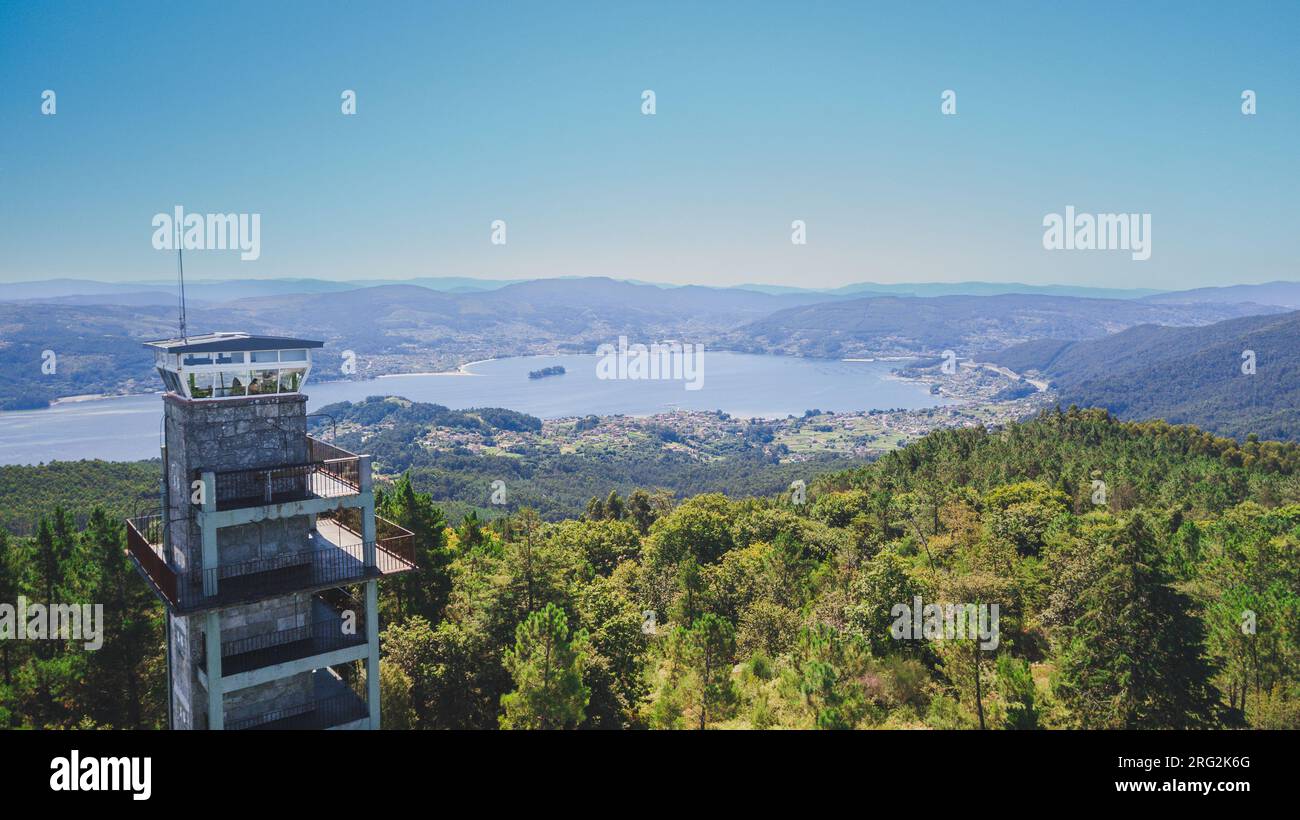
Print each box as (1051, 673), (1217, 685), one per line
(226, 668), (370, 731)
(201, 436), (362, 512)
(229, 691), (370, 730)
(125, 509), (415, 614)
(195, 593), (368, 681)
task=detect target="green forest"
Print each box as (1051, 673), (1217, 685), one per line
(2, 407), (1298, 729)
(311, 396), (856, 523)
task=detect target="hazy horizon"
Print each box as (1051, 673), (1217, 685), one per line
(0, 271), (1257, 295)
(7, 271), (1300, 297)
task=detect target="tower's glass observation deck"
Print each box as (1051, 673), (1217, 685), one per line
(144, 332), (324, 400)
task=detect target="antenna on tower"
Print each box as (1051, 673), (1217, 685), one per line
(176, 218), (188, 341)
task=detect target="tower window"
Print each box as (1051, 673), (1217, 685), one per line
(188, 372), (214, 399)
(279, 368), (306, 392)
(249, 370), (280, 395)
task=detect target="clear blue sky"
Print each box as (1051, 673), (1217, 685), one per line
(1, 0), (1297, 289)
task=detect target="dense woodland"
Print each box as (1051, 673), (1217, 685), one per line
(991, 310), (1300, 442)
(0, 459), (160, 536)
(313, 397), (854, 523)
(2, 407), (1298, 729)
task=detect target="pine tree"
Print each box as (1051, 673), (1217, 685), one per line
(81, 507), (158, 728)
(626, 489), (655, 535)
(380, 472), (452, 622)
(682, 613), (737, 729)
(603, 490), (624, 521)
(796, 625), (866, 729)
(1053, 513), (1224, 728)
(499, 603), (590, 729)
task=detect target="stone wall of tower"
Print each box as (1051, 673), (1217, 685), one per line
(218, 592), (312, 645)
(161, 392), (324, 729)
(169, 614), (196, 730)
(179, 594), (321, 730)
(162, 393), (311, 573)
(224, 671), (315, 726)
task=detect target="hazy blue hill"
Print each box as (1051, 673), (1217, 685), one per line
(0, 277), (365, 303)
(10, 291), (208, 307)
(989, 311), (1300, 441)
(1139, 281), (1300, 309)
(0, 303), (179, 408)
(737, 293), (1281, 358)
(8, 275), (1292, 306)
(826, 281), (1165, 299)
(731, 281), (1164, 299)
(364, 276), (522, 291)
(0, 278), (152, 300)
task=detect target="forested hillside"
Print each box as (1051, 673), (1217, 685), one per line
(312, 397), (854, 522)
(2, 407), (1297, 729)
(990, 311), (1300, 441)
(0, 460), (159, 535)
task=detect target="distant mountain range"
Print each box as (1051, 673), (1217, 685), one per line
(6, 276), (1300, 307)
(732, 293), (1282, 358)
(988, 310), (1300, 441)
(0, 276), (519, 304)
(1137, 281), (1300, 309)
(739, 281), (1166, 300)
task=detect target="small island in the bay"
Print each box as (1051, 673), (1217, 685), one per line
(528, 365), (566, 380)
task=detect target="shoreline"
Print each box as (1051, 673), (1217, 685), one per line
(51, 391), (152, 407)
(376, 358), (491, 378)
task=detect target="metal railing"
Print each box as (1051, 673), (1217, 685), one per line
(308, 436), (358, 469)
(200, 437), (360, 511)
(375, 515), (417, 573)
(203, 462), (359, 511)
(125, 515), (179, 608)
(125, 506), (415, 613)
(318, 507), (417, 574)
(196, 611), (367, 675)
(227, 691), (369, 731)
(179, 542), (371, 610)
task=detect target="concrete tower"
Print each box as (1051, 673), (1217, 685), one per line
(125, 333), (415, 729)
